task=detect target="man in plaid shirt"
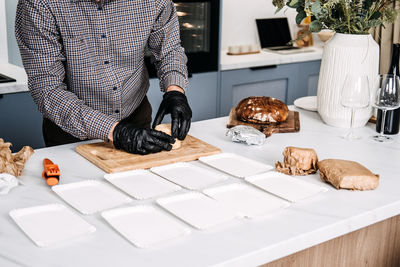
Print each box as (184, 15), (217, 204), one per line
(15, 0), (192, 155)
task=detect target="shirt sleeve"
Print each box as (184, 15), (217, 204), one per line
(15, 0), (118, 141)
(147, 0), (189, 92)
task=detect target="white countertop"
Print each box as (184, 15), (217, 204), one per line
(1, 107), (400, 267)
(0, 63), (28, 94)
(220, 47), (323, 71)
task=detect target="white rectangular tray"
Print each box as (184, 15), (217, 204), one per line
(52, 180), (132, 214)
(245, 172), (328, 202)
(203, 183), (290, 218)
(156, 192), (238, 230)
(150, 162), (228, 190)
(104, 170), (181, 200)
(198, 153), (273, 178)
(9, 204), (96, 247)
(102, 205), (191, 248)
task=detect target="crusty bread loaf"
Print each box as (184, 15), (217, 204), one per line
(235, 96), (289, 124)
(154, 124), (182, 150)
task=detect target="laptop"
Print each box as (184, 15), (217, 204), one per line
(256, 18), (313, 54)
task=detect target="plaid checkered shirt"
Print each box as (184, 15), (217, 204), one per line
(15, 0), (188, 141)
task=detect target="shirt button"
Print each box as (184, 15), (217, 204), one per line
(98, 6), (103, 11)
(101, 34), (106, 38)
(113, 87), (117, 91)
(104, 61), (109, 64)
(115, 110), (120, 114)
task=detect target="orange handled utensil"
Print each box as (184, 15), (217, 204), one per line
(42, 158), (60, 186)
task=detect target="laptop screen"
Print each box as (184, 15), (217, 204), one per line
(256, 18), (292, 48)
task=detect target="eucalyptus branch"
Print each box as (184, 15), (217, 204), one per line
(272, 0), (400, 34)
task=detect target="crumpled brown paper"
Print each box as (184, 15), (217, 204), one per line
(0, 139), (34, 177)
(275, 146), (318, 175)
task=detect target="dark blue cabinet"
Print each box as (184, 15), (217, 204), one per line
(0, 92), (44, 151)
(147, 71), (218, 122)
(219, 60), (321, 116)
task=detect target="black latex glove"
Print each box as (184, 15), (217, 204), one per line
(113, 121), (175, 155)
(152, 91), (192, 140)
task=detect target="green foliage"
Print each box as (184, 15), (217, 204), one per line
(272, 0), (400, 34)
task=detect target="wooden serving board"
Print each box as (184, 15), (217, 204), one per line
(226, 108), (300, 137)
(76, 135), (221, 173)
(369, 116), (377, 124)
(227, 51), (261, 56)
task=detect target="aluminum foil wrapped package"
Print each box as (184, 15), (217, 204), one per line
(226, 125), (266, 146)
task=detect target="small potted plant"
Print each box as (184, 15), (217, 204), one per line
(273, 0), (399, 128)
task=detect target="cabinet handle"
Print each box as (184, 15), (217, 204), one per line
(250, 65), (277, 71)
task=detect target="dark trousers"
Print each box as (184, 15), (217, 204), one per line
(42, 96), (152, 147)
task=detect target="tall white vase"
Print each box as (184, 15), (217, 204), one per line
(317, 33), (379, 128)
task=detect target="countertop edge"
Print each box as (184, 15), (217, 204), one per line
(220, 47), (323, 71)
(214, 201), (400, 267)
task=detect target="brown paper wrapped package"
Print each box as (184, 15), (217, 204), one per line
(275, 146), (318, 175)
(318, 159), (379, 190)
(0, 139), (34, 177)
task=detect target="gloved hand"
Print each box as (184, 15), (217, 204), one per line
(152, 91), (192, 140)
(113, 121), (175, 155)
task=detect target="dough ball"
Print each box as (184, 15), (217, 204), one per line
(154, 124), (182, 150)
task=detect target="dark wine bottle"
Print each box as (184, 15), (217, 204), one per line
(376, 44), (400, 134)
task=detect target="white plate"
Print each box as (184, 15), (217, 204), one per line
(203, 183), (290, 218)
(245, 172), (328, 202)
(9, 204), (96, 247)
(52, 180), (132, 214)
(150, 162), (228, 190)
(199, 153), (273, 178)
(294, 96), (317, 112)
(157, 192), (238, 230)
(102, 205), (191, 248)
(104, 170), (181, 199)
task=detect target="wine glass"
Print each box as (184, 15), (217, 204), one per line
(371, 74), (400, 142)
(340, 74), (370, 140)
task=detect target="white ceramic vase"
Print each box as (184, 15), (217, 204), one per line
(317, 33), (379, 128)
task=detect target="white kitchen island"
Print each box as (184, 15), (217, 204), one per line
(1, 107), (400, 267)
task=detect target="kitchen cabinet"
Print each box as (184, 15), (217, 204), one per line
(219, 60), (321, 116)
(147, 71), (219, 122)
(296, 59), (321, 97)
(0, 92), (44, 151)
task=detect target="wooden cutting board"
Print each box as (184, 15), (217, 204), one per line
(76, 135), (221, 173)
(226, 108), (300, 137)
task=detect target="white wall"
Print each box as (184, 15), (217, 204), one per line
(0, 0), (8, 64)
(221, 0), (297, 51)
(0, 0), (22, 66)
(6, 0), (22, 66)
